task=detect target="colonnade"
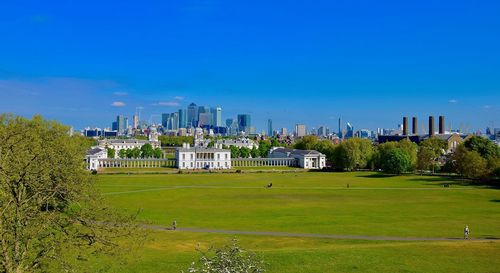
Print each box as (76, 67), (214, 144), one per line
(98, 158), (176, 168)
(231, 158), (297, 167)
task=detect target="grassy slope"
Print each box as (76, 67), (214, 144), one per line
(95, 172), (500, 272)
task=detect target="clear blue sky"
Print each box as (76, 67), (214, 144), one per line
(1, 0), (499, 132)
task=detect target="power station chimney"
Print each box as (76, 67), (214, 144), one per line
(402, 117), (408, 136)
(412, 117), (418, 135)
(429, 116), (435, 136)
(439, 116), (445, 134)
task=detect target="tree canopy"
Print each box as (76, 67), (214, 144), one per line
(0, 114), (139, 272)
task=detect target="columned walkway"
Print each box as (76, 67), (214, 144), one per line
(98, 158), (177, 168)
(231, 158), (297, 167)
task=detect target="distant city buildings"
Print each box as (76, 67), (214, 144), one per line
(295, 124), (306, 137)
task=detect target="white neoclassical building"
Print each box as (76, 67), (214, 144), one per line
(98, 139), (161, 158)
(269, 147), (326, 169)
(216, 138), (259, 149)
(85, 146), (107, 170)
(176, 143), (231, 170)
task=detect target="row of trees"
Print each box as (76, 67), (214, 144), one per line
(228, 139), (276, 159)
(294, 135), (500, 180)
(107, 143), (163, 159)
(158, 135), (194, 147)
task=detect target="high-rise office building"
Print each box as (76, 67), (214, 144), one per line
(211, 107), (222, 127)
(237, 114), (251, 133)
(317, 126), (327, 137)
(198, 112), (212, 127)
(178, 109), (187, 128)
(267, 119), (273, 136)
(132, 115), (139, 129)
(295, 124), (306, 137)
(281, 128), (288, 136)
(226, 118), (238, 136)
(162, 112), (179, 130)
(345, 122), (354, 138)
(338, 118), (343, 138)
(116, 115), (126, 134)
(187, 103), (198, 128)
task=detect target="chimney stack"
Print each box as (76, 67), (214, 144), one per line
(412, 117), (418, 135)
(439, 116), (445, 134)
(429, 116), (435, 137)
(402, 117), (408, 136)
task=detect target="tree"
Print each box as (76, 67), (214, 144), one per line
(239, 147), (251, 158)
(258, 140), (271, 157)
(153, 147), (163, 159)
(381, 148), (412, 174)
(140, 143), (154, 158)
(417, 138), (447, 172)
(335, 138), (374, 171)
(294, 136), (319, 150)
(453, 145), (488, 179)
(185, 239), (265, 273)
(0, 114), (139, 273)
(463, 136), (500, 159)
(119, 148), (128, 159)
(397, 139), (418, 170)
(230, 146), (240, 158)
(107, 147), (116, 158)
(250, 147), (260, 158)
(131, 147), (141, 158)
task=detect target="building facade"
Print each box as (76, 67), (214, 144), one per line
(98, 139), (161, 158)
(176, 143), (231, 170)
(269, 147), (326, 169)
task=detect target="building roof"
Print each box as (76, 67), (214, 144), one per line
(86, 147), (106, 156)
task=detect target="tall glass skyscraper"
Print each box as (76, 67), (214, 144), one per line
(187, 103), (198, 128)
(178, 109), (187, 128)
(237, 114), (251, 134)
(267, 119), (273, 136)
(211, 107), (222, 127)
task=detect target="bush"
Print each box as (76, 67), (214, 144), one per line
(381, 148), (411, 174)
(184, 239), (265, 273)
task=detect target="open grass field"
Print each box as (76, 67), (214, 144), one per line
(96, 172), (500, 272)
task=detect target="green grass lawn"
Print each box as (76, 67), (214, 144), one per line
(96, 172), (500, 272)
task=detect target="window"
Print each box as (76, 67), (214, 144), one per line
(191, 154), (194, 160)
(217, 154), (220, 160)
(182, 154), (186, 160)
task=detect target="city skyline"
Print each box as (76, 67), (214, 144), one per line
(0, 1), (499, 131)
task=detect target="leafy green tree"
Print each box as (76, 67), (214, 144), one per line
(381, 148), (412, 174)
(107, 147), (116, 158)
(294, 135), (319, 150)
(239, 147), (251, 158)
(463, 136), (500, 159)
(258, 140), (271, 157)
(153, 147), (163, 159)
(207, 140), (215, 148)
(417, 137), (447, 172)
(141, 143), (154, 158)
(230, 146), (240, 158)
(185, 239), (265, 273)
(131, 147), (141, 158)
(453, 145), (488, 179)
(0, 114), (139, 273)
(270, 138), (280, 147)
(118, 148), (127, 158)
(158, 136), (194, 147)
(250, 147), (260, 158)
(397, 140), (418, 170)
(335, 138), (374, 171)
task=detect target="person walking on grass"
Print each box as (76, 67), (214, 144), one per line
(172, 220), (177, 230)
(464, 225), (469, 239)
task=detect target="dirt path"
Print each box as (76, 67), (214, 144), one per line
(142, 225), (498, 242)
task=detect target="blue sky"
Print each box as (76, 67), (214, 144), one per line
(0, 0), (499, 132)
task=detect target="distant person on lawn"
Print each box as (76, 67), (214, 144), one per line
(464, 225), (469, 239)
(173, 220), (177, 230)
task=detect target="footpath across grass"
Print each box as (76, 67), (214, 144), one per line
(96, 172), (500, 272)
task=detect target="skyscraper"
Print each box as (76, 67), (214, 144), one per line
(226, 118), (238, 136)
(198, 112), (212, 127)
(237, 114), (251, 134)
(338, 118), (343, 138)
(132, 115), (139, 129)
(178, 109), (187, 128)
(345, 122), (354, 138)
(116, 115), (125, 134)
(187, 103), (198, 128)
(211, 107), (222, 127)
(162, 112), (179, 130)
(267, 119), (273, 136)
(295, 124), (306, 137)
